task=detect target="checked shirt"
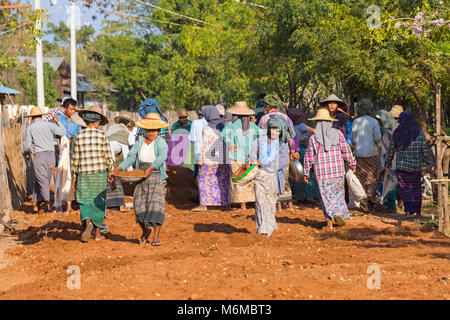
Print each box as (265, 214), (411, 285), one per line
(304, 130), (356, 181)
(71, 127), (114, 179)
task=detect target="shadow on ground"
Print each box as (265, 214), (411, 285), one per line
(194, 223), (250, 234)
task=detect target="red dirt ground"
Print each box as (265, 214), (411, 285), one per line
(0, 195), (449, 300)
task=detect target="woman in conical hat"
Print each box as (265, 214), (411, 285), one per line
(319, 94), (349, 138)
(303, 108), (357, 230)
(222, 101), (261, 211)
(111, 113), (169, 246)
(71, 105), (114, 242)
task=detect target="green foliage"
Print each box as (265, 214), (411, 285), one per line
(45, 0), (449, 123)
(16, 63), (59, 106)
(47, 22), (96, 48)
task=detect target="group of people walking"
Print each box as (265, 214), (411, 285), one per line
(23, 92), (434, 245)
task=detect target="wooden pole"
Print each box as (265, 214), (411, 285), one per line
(0, 109), (13, 235)
(435, 83), (449, 233)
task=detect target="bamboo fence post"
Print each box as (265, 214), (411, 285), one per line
(435, 84), (449, 233)
(0, 109), (13, 234)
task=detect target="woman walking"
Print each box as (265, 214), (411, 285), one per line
(287, 108), (320, 203)
(304, 109), (357, 230)
(192, 105), (230, 211)
(249, 115), (287, 237)
(71, 106), (114, 242)
(106, 123), (131, 212)
(351, 98), (382, 211)
(111, 113), (169, 246)
(385, 111), (433, 217)
(376, 109), (398, 212)
(222, 102), (261, 211)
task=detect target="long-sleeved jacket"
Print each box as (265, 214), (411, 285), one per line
(119, 136), (169, 182)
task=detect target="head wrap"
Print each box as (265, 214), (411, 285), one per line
(314, 121), (340, 152)
(357, 98), (375, 118)
(203, 105), (224, 132)
(392, 111), (421, 150)
(287, 107), (307, 126)
(215, 104), (225, 117)
(82, 112), (102, 123)
(295, 123), (312, 146)
(267, 114), (289, 144)
(376, 110), (397, 136)
(263, 95), (282, 109)
(138, 98), (167, 122)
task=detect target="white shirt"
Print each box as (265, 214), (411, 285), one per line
(189, 118), (208, 162)
(128, 127), (138, 147)
(109, 141), (131, 171)
(351, 115), (382, 157)
(139, 141), (156, 163)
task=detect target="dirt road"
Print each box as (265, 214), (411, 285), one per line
(0, 200), (449, 300)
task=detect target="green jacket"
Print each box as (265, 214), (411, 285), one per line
(119, 136), (168, 182)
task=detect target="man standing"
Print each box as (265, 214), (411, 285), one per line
(171, 109), (192, 133)
(55, 96), (81, 213)
(24, 107), (67, 213)
(351, 98), (382, 212)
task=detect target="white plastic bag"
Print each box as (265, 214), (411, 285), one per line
(346, 170), (367, 202)
(54, 136), (73, 208)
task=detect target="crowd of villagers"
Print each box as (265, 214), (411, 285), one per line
(23, 92), (434, 244)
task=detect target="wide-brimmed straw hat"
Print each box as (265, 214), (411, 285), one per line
(136, 113), (169, 130)
(319, 94), (346, 107)
(114, 115), (135, 127)
(71, 112), (87, 128)
(389, 105), (404, 118)
(309, 108), (338, 122)
(77, 106), (108, 126)
(25, 106), (47, 118)
(228, 101), (255, 116)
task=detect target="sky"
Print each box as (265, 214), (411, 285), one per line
(24, 0), (113, 41)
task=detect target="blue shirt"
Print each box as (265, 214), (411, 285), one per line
(56, 108), (81, 139)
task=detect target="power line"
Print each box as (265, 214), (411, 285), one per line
(131, 0), (209, 25)
(113, 10), (202, 30)
(231, 0), (267, 9)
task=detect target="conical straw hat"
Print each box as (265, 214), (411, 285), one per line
(228, 101), (255, 116)
(319, 94), (346, 107)
(114, 115), (135, 127)
(136, 113), (169, 130)
(77, 106), (109, 126)
(25, 106), (47, 117)
(308, 108), (338, 122)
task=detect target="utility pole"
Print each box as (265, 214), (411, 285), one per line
(70, 0), (77, 101)
(35, 0), (45, 110)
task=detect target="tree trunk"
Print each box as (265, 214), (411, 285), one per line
(412, 86), (431, 141)
(0, 109), (13, 235)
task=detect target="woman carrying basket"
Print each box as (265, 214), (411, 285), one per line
(111, 113), (169, 246)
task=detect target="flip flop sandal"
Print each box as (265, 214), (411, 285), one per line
(81, 221), (93, 243)
(95, 236), (106, 241)
(151, 241), (160, 247)
(100, 225), (110, 233)
(334, 216), (346, 227)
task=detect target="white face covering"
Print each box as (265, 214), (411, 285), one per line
(270, 128), (281, 140)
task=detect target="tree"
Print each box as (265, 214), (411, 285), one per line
(16, 62), (59, 106)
